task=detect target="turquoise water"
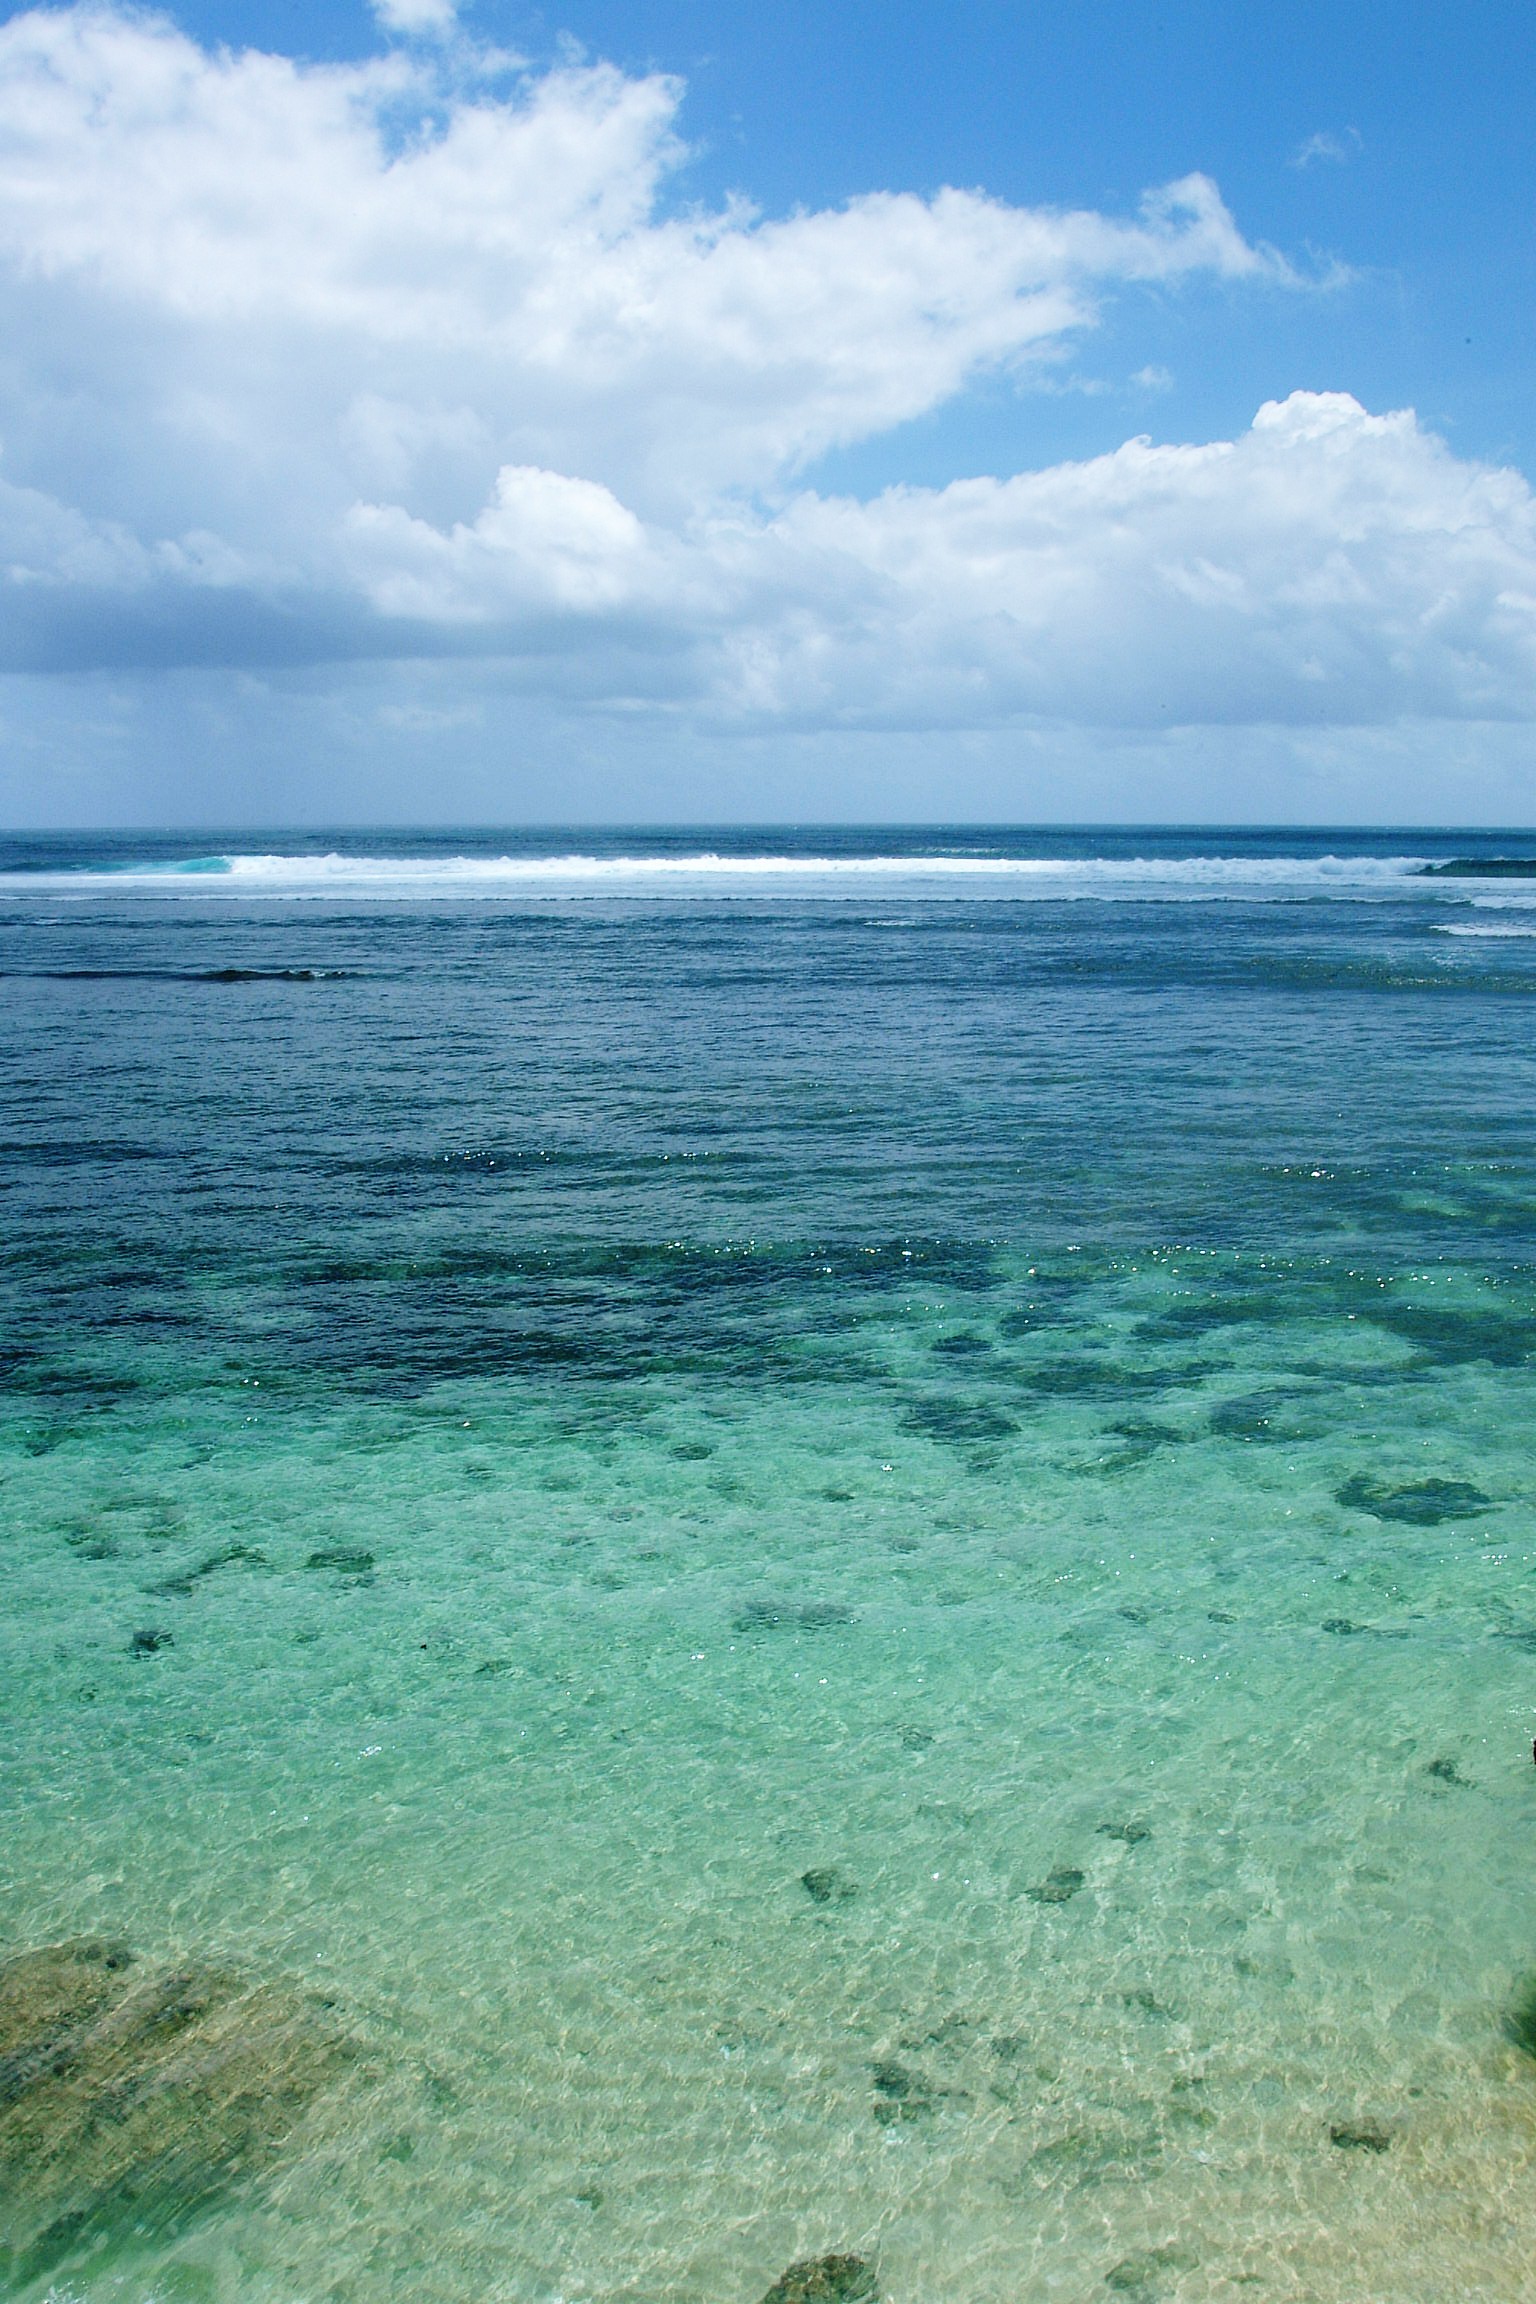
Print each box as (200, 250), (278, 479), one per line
(4, 830), (1536, 2302)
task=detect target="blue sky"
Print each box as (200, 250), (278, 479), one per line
(0, 0), (1532, 823)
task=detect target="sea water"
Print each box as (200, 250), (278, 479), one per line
(2, 827), (1536, 2303)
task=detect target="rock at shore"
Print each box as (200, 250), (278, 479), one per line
(0, 1936), (357, 2282)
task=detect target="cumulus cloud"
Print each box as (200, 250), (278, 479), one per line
(0, 5), (1527, 749)
(0, 4), (1269, 517)
(320, 390), (1536, 729)
(696, 394), (1536, 727)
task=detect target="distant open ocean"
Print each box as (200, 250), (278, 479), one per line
(4, 825), (1536, 2303)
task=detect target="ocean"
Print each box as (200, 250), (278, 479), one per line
(2, 825), (1536, 2304)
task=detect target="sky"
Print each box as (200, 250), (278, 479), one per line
(0, 0), (1533, 825)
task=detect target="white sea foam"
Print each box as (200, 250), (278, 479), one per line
(0, 849), (1449, 901)
(1437, 921), (1536, 936)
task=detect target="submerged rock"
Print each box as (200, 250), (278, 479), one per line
(902, 2013), (971, 2051)
(0, 1937), (133, 2083)
(800, 1867), (855, 1905)
(63, 1527), (118, 1561)
(1503, 1972), (1536, 2059)
(1027, 2121), (1157, 2185)
(0, 1936), (357, 2281)
(758, 2255), (878, 2304)
(128, 1627), (173, 1656)
(151, 1544), (268, 1598)
(1104, 2244), (1198, 2292)
(870, 2058), (918, 2099)
(1027, 1868), (1085, 1904)
(304, 1547), (375, 1581)
(1329, 2119), (1392, 2152)
(868, 2054), (956, 2124)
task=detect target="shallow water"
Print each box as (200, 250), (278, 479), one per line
(4, 829), (1536, 2302)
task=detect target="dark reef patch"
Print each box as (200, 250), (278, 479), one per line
(61, 1524), (118, 1560)
(151, 1543), (268, 1598)
(1106, 1416), (1191, 1449)
(737, 1599), (855, 1633)
(902, 1397), (1018, 1444)
(0, 1236), (1007, 1411)
(1367, 1305), (1536, 1369)
(1136, 1294), (1275, 1341)
(1336, 1474), (1491, 1525)
(1016, 1359), (1201, 1403)
(1210, 1391), (1320, 1443)
(6, 967), (350, 984)
(304, 1547), (376, 1582)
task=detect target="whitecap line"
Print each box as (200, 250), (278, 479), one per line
(1436, 922), (1536, 937)
(0, 849), (1442, 901)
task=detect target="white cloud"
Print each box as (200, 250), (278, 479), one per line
(690, 394), (1536, 728)
(346, 465), (652, 617)
(313, 390), (1536, 732)
(372, 0), (459, 37)
(0, 5), (1273, 521)
(1291, 128), (1362, 169)
(0, 5), (1527, 766)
